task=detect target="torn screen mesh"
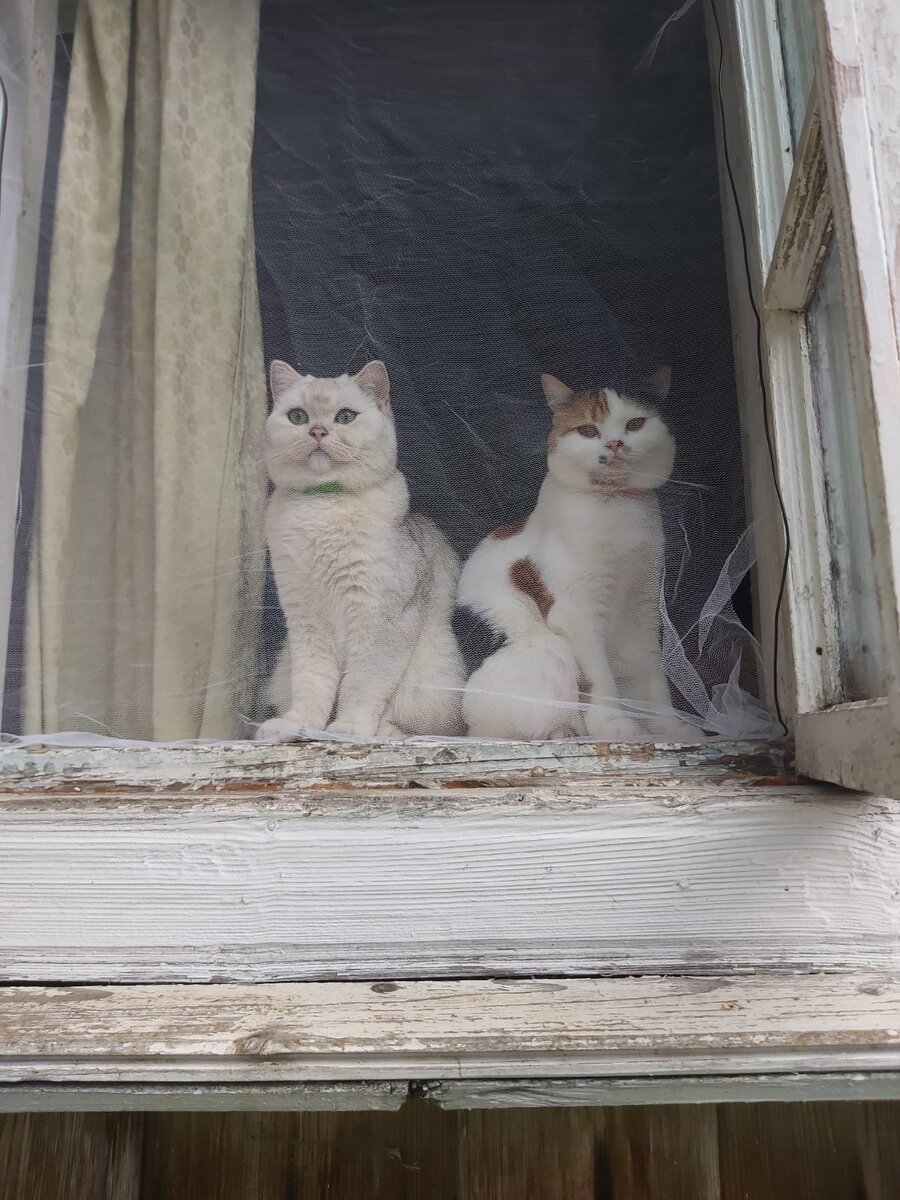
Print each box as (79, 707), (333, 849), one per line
(2, 0), (779, 744)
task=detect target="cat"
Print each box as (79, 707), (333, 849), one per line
(256, 359), (466, 741)
(457, 367), (696, 741)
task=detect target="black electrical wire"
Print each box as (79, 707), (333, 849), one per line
(0, 72), (8, 234)
(709, 0), (791, 734)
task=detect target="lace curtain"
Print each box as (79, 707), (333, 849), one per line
(25, 0), (266, 739)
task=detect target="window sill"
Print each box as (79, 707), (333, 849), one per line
(1, 737), (898, 984)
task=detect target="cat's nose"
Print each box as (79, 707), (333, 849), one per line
(309, 425), (329, 441)
(605, 438), (624, 452)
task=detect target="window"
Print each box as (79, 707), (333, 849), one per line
(716, 0), (900, 795)
(1, 0), (776, 750)
(0, 0), (897, 789)
(0, 0), (899, 1076)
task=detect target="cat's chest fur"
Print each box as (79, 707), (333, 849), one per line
(266, 477), (414, 630)
(521, 484), (663, 620)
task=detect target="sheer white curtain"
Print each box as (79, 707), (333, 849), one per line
(0, 0), (57, 719)
(25, 0), (267, 740)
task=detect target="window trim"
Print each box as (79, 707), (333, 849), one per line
(712, 0), (900, 795)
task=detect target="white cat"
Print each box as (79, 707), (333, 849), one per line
(458, 368), (695, 741)
(256, 360), (465, 741)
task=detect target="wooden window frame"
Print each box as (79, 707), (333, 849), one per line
(714, 0), (900, 796)
(3, 0), (900, 1110)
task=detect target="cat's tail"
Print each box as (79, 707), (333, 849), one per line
(458, 539), (551, 642)
(464, 632), (583, 740)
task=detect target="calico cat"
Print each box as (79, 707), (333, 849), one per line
(458, 368), (696, 741)
(256, 360), (465, 741)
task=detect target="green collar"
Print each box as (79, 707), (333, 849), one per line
(302, 481), (344, 496)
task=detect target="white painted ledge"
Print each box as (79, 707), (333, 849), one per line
(2, 975), (899, 1085)
(1, 740), (898, 982)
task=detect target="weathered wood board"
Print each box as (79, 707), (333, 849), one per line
(2, 740), (898, 983)
(2, 974), (900, 1084)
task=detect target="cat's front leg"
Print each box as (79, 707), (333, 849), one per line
(255, 636), (339, 741)
(328, 604), (421, 738)
(619, 594), (699, 741)
(621, 645), (699, 742)
(557, 608), (641, 741)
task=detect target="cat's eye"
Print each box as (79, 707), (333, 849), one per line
(334, 408), (358, 424)
(576, 424), (599, 438)
(287, 407), (309, 425)
(626, 417), (647, 433)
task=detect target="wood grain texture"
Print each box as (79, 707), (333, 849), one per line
(2, 1101), (900, 1198)
(0, 1083), (406, 1112)
(0, 738), (790, 792)
(604, 1106), (720, 1200)
(139, 1112), (264, 1200)
(429, 1072), (900, 1109)
(3, 769), (897, 984)
(0, 1113), (142, 1200)
(459, 1107), (598, 1200)
(854, 1102), (900, 1200)
(140, 1102), (458, 1200)
(765, 104), (833, 311)
(3, 975), (900, 1084)
(703, 0), (799, 716)
(799, 0), (900, 797)
(717, 1102), (865, 1200)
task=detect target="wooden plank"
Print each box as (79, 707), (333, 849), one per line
(139, 1112), (264, 1200)
(259, 1101), (458, 1200)
(140, 1103), (458, 1200)
(855, 1101), (900, 1200)
(798, 0), (900, 794)
(0, 738), (791, 792)
(765, 104), (833, 311)
(458, 1107), (599, 1200)
(0, 1083), (406, 1113)
(797, 699), (900, 797)
(0, 1112), (143, 1200)
(704, 0), (799, 717)
(717, 1101), (866, 1199)
(2, 975), (900, 1084)
(429, 1072), (900, 1109)
(603, 1106), (720, 1200)
(2, 774), (897, 983)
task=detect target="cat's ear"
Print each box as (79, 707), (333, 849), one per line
(354, 360), (391, 411)
(540, 373), (574, 410)
(270, 360), (301, 399)
(643, 366), (672, 402)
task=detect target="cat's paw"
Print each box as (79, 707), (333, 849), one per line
(326, 716), (379, 739)
(254, 715), (316, 743)
(586, 714), (643, 742)
(377, 719), (406, 738)
(651, 718), (702, 743)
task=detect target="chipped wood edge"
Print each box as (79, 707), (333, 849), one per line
(0, 737), (793, 793)
(794, 0), (900, 794)
(5, 1072), (900, 1112)
(3, 975), (900, 1085)
(710, 0), (844, 717)
(0, 1083), (406, 1113)
(765, 103), (833, 311)
(796, 699), (900, 796)
(705, 0), (799, 716)
(426, 1072), (900, 1109)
